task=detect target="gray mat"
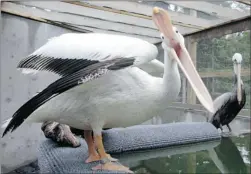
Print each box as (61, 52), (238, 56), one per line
(38, 122), (221, 173)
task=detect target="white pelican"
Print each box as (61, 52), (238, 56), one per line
(2, 7), (214, 173)
(209, 53), (246, 132)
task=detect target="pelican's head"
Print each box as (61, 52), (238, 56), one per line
(152, 7), (214, 113)
(232, 53), (243, 104)
(159, 26), (185, 55)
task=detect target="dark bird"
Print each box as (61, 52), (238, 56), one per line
(209, 53), (246, 132)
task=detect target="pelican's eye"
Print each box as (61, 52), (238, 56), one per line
(160, 33), (165, 40)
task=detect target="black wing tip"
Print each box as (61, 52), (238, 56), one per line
(17, 55), (101, 76)
(2, 131), (8, 138)
(17, 62), (23, 69)
(2, 127), (11, 138)
(2, 120), (17, 138)
(1, 89), (54, 139)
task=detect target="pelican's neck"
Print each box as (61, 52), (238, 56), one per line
(163, 51), (178, 80)
(162, 50), (181, 98)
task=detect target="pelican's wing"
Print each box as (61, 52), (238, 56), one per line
(2, 57), (135, 137)
(209, 92), (232, 122)
(213, 92), (233, 113)
(18, 33), (158, 76)
(138, 59), (164, 77)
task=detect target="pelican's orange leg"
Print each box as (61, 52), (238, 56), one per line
(92, 134), (133, 173)
(84, 130), (100, 163)
(84, 130), (118, 163)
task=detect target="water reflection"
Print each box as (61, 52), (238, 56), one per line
(209, 137), (247, 173)
(120, 134), (250, 174)
(137, 109), (250, 173)
(115, 140), (220, 174)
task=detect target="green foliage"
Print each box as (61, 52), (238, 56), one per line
(197, 31), (250, 109)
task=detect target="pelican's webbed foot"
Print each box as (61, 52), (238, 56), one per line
(91, 134), (132, 173)
(92, 160), (132, 173)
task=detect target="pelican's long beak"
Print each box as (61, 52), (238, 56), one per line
(152, 7), (214, 113)
(235, 63), (242, 104)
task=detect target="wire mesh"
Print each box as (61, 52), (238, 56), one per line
(193, 30), (250, 109)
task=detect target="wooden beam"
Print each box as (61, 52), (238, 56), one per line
(32, 1), (198, 35)
(72, 1), (214, 29)
(1, 2), (160, 43)
(8, 1), (159, 38)
(189, 9), (197, 17)
(1, 1), (198, 39)
(177, 68), (250, 78)
(166, 1), (247, 20)
(155, 14), (250, 45)
(168, 102), (250, 117)
(17, 1), (157, 30)
(237, 0), (251, 6)
(199, 68), (250, 78)
(181, 77), (187, 104)
(184, 15), (251, 42)
(186, 37), (197, 104)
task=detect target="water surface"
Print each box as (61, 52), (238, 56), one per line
(128, 134), (250, 174)
(127, 111), (250, 174)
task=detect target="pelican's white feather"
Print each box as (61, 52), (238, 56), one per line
(212, 92), (232, 114)
(17, 33), (158, 77)
(18, 68), (39, 75)
(138, 59), (164, 77)
(30, 33), (158, 65)
(1, 118), (12, 129)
